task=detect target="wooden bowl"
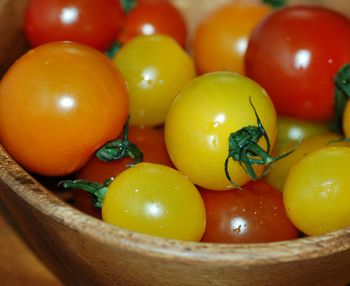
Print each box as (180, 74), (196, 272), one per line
(1, 0), (350, 285)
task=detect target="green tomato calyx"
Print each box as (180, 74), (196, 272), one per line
(331, 63), (350, 134)
(262, 0), (286, 9)
(96, 115), (143, 165)
(225, 97), (296, 189)
(58, 178), (112, 208)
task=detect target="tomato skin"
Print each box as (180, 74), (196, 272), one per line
(343, 100), (350, 137)
(193, 3), (272, 75)
(284, 146), (350, 236)
(24, 0), (124, 51)
(0, 42), (129, 176)
(245, 5), (350, 121)
(265, 133), (346, 191)
(200, 180), (298, 243)
(118, 0), (187, 48)
(76, 126), (173, 183)
(102, 162), (206, 241)
(165, 71), (277, 190)
(113, 34), (196, 126)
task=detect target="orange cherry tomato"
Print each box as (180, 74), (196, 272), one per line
(192, 3), (272, 74)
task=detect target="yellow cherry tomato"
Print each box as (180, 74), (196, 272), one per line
(165, 71), (277, 190)
(113, 34), (196, 126)
(342, 100), (350, 136)
(284, 146), (350, 236)
(102, 163), (206, 241)
(265, 132), (347, 191)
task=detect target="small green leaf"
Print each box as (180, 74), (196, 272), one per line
(121, 0), (137, 13)
(330, 64), (350, 134)
(262, 0), (287, 9)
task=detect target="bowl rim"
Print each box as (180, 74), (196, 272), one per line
(1, 144), (350, 265)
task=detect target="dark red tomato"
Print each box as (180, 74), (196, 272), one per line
(199, 181), (299, 243)
(73, 125), (173, 217)
(118, 0), (187, 48)
(24, 0), (124, 51)
(245, 5), (350, 121)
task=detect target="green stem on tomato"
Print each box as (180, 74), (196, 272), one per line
(58, 178), (113, 208)
(120, 0), (137, 13)
(330, 64), (350, 134)
(105, 42), (122, 59)
(225, 97), (297, 189)
(262, 0), (286, 9)
(96, 116), (144, 165)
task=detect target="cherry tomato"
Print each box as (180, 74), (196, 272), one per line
(165, 71), (277, 190)
(73, 125), (173, 217)
(192, 3), (272, 75)
(76, 125), (173, 182)
(245, 5), (350, 121)
(265, 132), (347, 191)
(200, 180), (298, 243)
(113, 34), (196, 126)
(24, 0), (124, 51)
(343, 100), (350, 137)
(102, 162), (206, 241)
(284, 146), (350, 236)
(276, 116), (330, 146)
(0, 42), (129, 176)
(118, 0), (187, 48)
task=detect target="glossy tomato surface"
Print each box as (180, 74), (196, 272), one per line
(24, 0), (124, 51)
(102, 162), (206, 241)
(245, 5), (350, 121)
(265, 132), (346, 191)
(193, 3), (272, 75)
(284, 146), (350, 236)
(165, 71), (277, 190)
(113, 34), (196, 126)
(76, 125), (173, 183)
(0, 42), (129, 176)
(200, 180), (298, 243)
(118, 0), (187, 48)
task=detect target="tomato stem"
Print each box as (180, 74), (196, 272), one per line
(261, 0), (286, 9)
(225, 97), (297, 189)
(330, 64), (350, 134)
(58, 178), (112, 208)
(96, 116), (143, 165)
(120, 0), (137, 13)
(105, 42), (122, 59)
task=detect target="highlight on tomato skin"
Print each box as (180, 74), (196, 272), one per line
(245, 5), (350, 121)
(73, 125), (173, 218)
(199, 180), (299, 244)
(0, 41), (129, 176)
(118, 0), (188, 48)
(24, 0), (125, 51)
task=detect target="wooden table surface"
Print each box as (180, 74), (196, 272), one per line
(0, 213), (63, 286)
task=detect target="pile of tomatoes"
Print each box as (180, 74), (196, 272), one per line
(1, 0), (350, 244)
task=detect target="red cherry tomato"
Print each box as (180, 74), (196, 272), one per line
(118, 0), (187, 48)
(24, 0), (124, 51)
(245, 5), (350, 121)
(73, 125), (173, 217)
(76, 125), (173, 183)
(200, 181), (299, 243)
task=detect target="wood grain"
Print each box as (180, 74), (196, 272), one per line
(0, 213), (62, 286)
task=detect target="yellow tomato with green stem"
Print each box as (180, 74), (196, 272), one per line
(61, 162), (206, 241)
(113, 34), (196, 127)
(165, 71), (278, 190)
